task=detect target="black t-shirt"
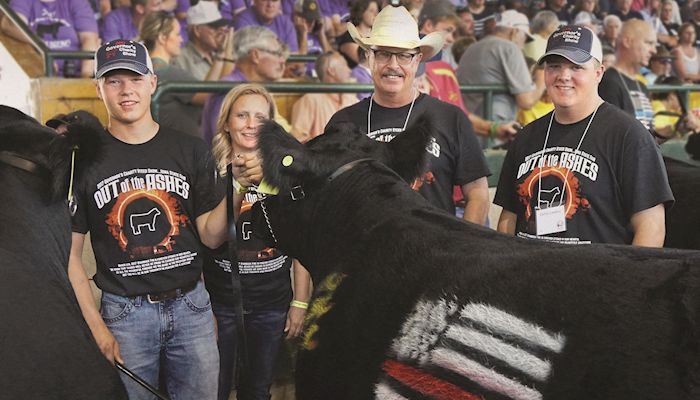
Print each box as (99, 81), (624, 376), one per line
(599, 68), (654, 131)
(494, 103), (674, 245)
(203, 190), (292, 310)
(327, 94), (490, 213)
(72, 127), (222, 296)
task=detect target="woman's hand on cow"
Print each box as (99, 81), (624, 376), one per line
(232, 153), (263, 188)
(94, 324), (123, 365)
(285, 305), (306, 339)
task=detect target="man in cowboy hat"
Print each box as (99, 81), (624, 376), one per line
(326, 5), (491, 224)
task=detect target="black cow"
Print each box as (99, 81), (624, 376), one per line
(0, 106), (127, 399)
(251, 119), (700, 400)
(664, 157), (700, 250)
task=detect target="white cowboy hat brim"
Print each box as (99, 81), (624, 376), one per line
(347, 22), (444, 61)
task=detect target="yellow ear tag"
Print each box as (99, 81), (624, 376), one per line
(282, 155), (294, 167)
(257, 179), (280, 195)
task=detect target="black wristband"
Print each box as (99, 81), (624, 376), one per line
(216, 57), (235, 63)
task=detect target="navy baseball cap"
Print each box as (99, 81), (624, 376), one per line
(94, 39), (154, 79)
(538, 26), (602, 65)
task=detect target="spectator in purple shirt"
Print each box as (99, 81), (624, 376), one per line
(1, 0), (100, 77)
(101, 0), (163, 42)
(233, 0), (299, 52)
(201, 26), (288, 143)
(220, 0), (248, 20)
(350, 47), (372, 99)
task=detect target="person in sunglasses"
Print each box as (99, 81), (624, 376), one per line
(326, 5), (490, 224)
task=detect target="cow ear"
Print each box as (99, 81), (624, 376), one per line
(384, 116), (431, 182)
(258, 121), (312, 191)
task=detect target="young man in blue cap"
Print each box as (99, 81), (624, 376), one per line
(495, 26), (674, 246)
(67, 39), (228, 400)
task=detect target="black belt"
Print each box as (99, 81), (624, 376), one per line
(138, 280), (198, 303)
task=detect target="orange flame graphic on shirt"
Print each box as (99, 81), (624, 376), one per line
(105, 189), (189, 252)
(517, 166), (590, 221)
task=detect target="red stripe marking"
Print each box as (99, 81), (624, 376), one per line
(382, 359), (484, 400)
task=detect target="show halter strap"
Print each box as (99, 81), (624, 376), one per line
(226, 163), (248, 384)
(0, 150), (48, 177)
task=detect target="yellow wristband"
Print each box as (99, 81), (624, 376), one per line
(291, 300), (308, 310)
(232, 178), (248, 194)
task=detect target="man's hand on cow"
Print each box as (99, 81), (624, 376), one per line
(285, 305), (306, 339)
(496, 121), (521, 141)
(232, 153), (263, 187)
(94, 325), (123, 365)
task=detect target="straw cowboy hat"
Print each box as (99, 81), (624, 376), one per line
(347, 5), (444, 61)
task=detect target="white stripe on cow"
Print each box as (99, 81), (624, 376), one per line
(460, 303), (565, 353)
(392, 298), (458, 363)
(444, 324), (552, 382)
(430, 347), (543, 400)
(374, 382), (409, 400)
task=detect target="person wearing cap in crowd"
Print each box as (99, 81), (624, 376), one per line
(494, 26), (673, 246)
(201, 26), (292, 144)
(172, 0), (235, 81)
(291, 51), (357, 141)
(646, 44), (673, 84)
(0, 0), (100, 77)
(457, 9), (546, 147)
(67, 39), (228, 400)
(234, 0), (300, 53)
(599, 18), (657, 132)
(46, 109), (104, 134)
(417, 0), (460, 67)
(326, 5), (491, 224)
(293, 0), (333, 76)
(101, 0), (163, 42)
(139, 10), (234, 137)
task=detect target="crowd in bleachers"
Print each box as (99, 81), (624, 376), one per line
(4, 0), (700, 141)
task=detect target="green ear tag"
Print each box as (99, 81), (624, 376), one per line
(282, 155), (294, 167)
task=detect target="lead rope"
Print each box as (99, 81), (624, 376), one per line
(226, 164), (247, 385)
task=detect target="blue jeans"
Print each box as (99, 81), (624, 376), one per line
(212, 302), (287, 400)
(100, 280), (219, 400)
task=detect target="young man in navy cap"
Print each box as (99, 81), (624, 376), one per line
(67, 39), (227, 400)
(494, 26), (674, 246)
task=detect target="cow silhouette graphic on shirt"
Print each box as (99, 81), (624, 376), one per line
(538, 187), (562, 209)
(130, 208), (161, 235)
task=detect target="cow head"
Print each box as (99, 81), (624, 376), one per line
(0, 105), (102, 204)
(251, 118), (431, 272)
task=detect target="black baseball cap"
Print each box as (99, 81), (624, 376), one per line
(538, 25), (603, 65)
(94, 39), (154, 79)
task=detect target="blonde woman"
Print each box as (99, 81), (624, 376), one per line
(205, 83), (311, 400)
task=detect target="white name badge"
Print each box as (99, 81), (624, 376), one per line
(535, 205), (567, 236)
